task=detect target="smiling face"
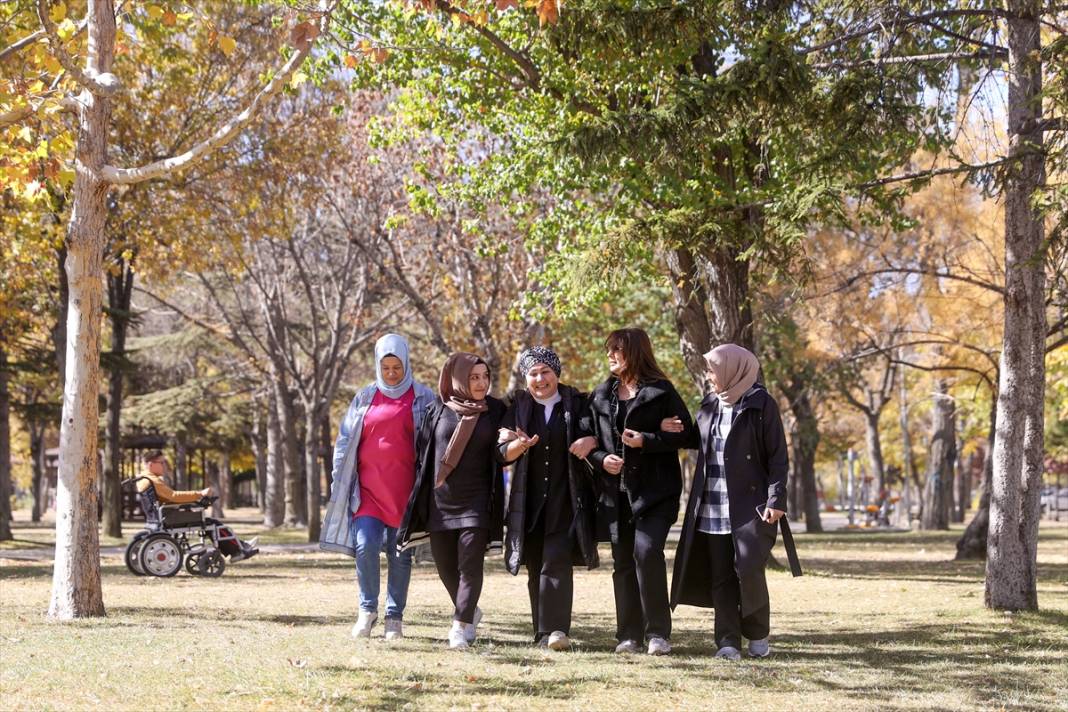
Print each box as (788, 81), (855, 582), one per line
(525, 363), (559, 400)
(707, 367), (722, 393)
(468, 363), (491, 400)
(380, 355), (405, 387)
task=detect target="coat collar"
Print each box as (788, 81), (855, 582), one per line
(513, 384), (577, 431)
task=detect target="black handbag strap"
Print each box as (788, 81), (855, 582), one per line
(779, 517), (803, 577)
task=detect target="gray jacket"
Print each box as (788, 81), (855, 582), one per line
(319, 381), (436, 556)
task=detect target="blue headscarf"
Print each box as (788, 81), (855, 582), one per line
(374, 334), (414, 399)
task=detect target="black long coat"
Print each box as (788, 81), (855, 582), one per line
(397, 397), (507, 550)
(670, 385), (789, 610)
(584, 377), (694, 540)
(498, 385), (600, 576)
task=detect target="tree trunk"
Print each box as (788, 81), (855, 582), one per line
(221, 452), (234, 510)
(863, 411), (887, 494)
(0, 349), (13, 541)
(319, 411), (332, 492)
(49, 0), (115, 618)
(250, 412), (267, 513)
(957, 400), (996, 559)
(275, 379), (305, 527)
(30, 420), (46, 522)
(986, 0), (1047, 611)
(951, 421), (966, 523)
(664, 244), (753, 392)
(920, 382), (956, 530)
(101, 259), (134, 538)
(898, 374), (913, 528)
(788, 426), (801, 523)
(207, 457), (223, 519)
(263, 392), (285, 527)
(174, 433), (189, 490)
(781, 381), (823, 533)
(51, 245), (69, 381)
(304, 409), (322, 542)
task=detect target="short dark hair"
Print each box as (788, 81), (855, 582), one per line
(142, 449), (165, 464)
(604, 328), (668, 384)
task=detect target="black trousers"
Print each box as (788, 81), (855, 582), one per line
(611, 498), (673, 642)
(704, 531), (770, 649)
(429, 527), (489, 624)
(524, 519), (573, 639)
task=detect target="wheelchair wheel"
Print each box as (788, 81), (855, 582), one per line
(124, 533), (149, 576)
(139, 533), (182, 577)
(184, 553), (202, 576)
(197, 550), (225, 578)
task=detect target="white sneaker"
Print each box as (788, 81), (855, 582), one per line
(447, 621), (469, 650)
(351, 610), (377, 638)
(715, 646), (742, 661)
(463, 606), (483, 644)
(647, 636), (672, 656)
(748, 637), (770, 657)
(384, 618), (403, 640)
(547, 631), (570, 651)
(614, 639), (642, 654)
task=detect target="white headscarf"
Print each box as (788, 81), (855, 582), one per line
(374, 333), (414, 399)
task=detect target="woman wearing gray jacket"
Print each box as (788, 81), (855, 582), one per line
(320, 334), (436, 641)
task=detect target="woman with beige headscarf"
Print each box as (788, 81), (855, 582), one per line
(664, 343), (801, 660)
(397, 352), (506, 650)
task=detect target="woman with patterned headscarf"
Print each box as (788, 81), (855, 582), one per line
(320, 334), (436, 641)
(666, 343), (802, 661)
(497, 346), (600, 651)
(398, 352), (507, 650)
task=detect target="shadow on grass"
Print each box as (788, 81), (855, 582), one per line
(799, 556), (1068, 585)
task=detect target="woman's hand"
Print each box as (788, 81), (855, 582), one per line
(621, 428), (644, 448)
(660, 416), (684, 433)
(569, 436), (596, 459)
(602, 454), (624, 475)
(514, 427), (539, 450)
(500, 428), (539, 462)
(762, 507), (786, 524)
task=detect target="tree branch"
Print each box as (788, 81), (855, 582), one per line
(36, 0), (120, 96)
(857, 156), (1015, 190)
(811, 48), (1007, 70)
(100, 6), (334, 185)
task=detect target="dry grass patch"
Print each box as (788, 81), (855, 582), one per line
(1, 521), (1066, 711)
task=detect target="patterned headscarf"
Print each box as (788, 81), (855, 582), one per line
(517, 346), (562, 377)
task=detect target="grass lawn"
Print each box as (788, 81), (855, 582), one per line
(1, 513), (1065, 712)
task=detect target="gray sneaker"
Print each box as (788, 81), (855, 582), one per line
(748, 638), (770, 657)
(463, 606), (483, 644)
(647, 636), (672, 656)
(715, 646), (742, 661)
(384, 618), (403, 641)
(614, 639), (642, 654)
(351, 610), (377, 639)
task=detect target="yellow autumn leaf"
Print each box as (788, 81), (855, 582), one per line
(218, 35), (237, 56)
(289, 70), (308, 89)
(18, 126), (33, 143)
(50, 2), (67, 23)
(56, 18), (77, 40)
(344, 53), (359, 69)
(147, 5), (163, 20)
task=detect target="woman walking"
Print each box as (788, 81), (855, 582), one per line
(320, 334), (436, 640)
(398, 352), (506, 650)
(498, 347), (599, 651)
(668, 344), (800, 660)
(578, 328), (692, 656)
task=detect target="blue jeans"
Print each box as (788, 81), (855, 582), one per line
(353, 515), (413, 620)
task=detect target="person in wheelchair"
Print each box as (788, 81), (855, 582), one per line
(138, 450), (259, 562)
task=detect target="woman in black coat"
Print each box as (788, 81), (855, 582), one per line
(397, 352), (506, 650)
(498, 347), (599, 652)
(573, 327), (693, 656)
(666, 343), (800, 661)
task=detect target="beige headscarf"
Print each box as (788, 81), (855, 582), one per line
(436, 352), (489, 486)
(704, 344), (760, 406)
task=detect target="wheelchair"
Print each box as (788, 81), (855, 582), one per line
(121, 476), (247, 578)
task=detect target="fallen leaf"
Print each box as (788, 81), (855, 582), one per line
(288, 658), (308, 668)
